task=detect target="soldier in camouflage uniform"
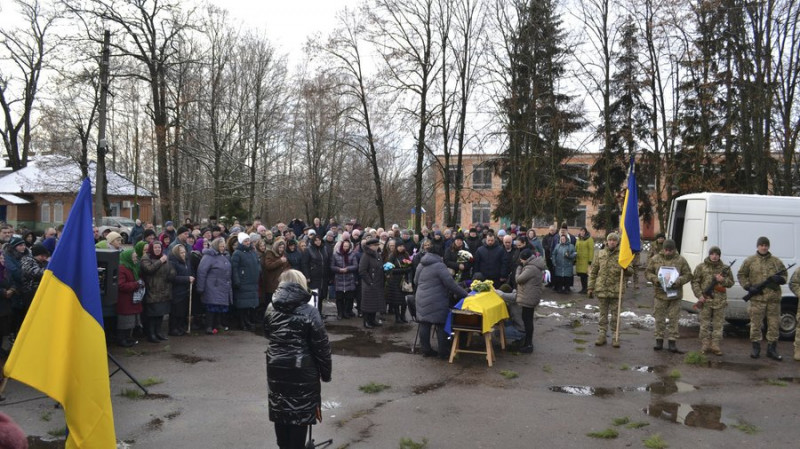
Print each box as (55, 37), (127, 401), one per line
(738, 236), (787, 360)
(651, 233), (665, 256)
(690, 246), (734, 355)
(588, 233), (632, 347)
(645, 239), (692, 353)
(787, 267), (800, 361)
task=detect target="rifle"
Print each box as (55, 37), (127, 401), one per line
(694, 259), (736, 310)
(742, 262), (796, 302)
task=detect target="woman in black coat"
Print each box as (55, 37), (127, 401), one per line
(168, 245), (194, 336)
(264, 269), (332, 449)
(302, 234), (329, 314)
(385, 239), (412, 323)
(358, 238), (385, 328)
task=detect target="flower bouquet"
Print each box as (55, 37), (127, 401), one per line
(470, 279), (494, 293)
(383, 262), (395, 272)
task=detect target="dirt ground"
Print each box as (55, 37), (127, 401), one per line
(2, 278), (800, 449)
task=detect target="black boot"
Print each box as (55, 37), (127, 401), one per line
(345, 297), (355, 318)
(766, 342), (783, 361)
(750, 341), (761, 359)
(668, 340), (682, 354)
(154, 316), (168, 341)
(363, 313), (374, 329)
(394, 308), (402, 323)
(398, 305), (409, 323)
(206, 312), (215, 335)
(147, 321), (160, 343)
(116, 330), (134, 348)
(238, 309), (249, 330)
(336, 298), (345, 319)
(653, 338), (663, 351)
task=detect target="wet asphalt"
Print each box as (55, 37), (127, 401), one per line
(3, 276), (800, 448)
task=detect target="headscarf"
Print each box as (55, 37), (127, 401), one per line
(134, 241), (146, 259)
(146, 241), (163, 260)
(171, 243), (186, 260)
(119, 249), (140, 280)
(193, 237), (205, 252)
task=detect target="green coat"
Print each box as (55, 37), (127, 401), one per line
(575, 236), (594, 274)
(645, 252), (692, 301)
(690, 257), (735, 309)
(737, 252), (786, 303)
(587, 245), (632, 299)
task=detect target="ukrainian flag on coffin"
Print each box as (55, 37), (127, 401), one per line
(3, 178), (116, 448)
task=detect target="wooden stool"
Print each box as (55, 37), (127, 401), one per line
(448, 309), (505, 367)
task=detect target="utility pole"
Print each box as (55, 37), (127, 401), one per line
(94, 30), (110, 223)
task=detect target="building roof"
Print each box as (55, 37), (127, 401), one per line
(0, 155), (154, 197)
(0, 193), (30, 204)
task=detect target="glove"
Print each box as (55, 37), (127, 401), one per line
(747, 287), (761, 295)
(769, 275), (785, 284)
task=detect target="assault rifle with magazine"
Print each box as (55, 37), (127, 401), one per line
(694, 259), (736, 310)
(742, 263), (796, 302)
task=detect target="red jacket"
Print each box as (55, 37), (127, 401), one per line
(116, 265), (143, 315)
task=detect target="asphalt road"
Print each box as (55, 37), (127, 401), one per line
(2, 280), (800, 449)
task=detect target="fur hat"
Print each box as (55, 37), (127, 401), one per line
(237, 232), (250, 244)
(757, 236), (770, 247)
(31, 243), (50, 258)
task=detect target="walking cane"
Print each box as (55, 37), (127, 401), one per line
(187, 280), (193, 333)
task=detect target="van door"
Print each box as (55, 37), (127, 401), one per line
(668, 198), (706, 304)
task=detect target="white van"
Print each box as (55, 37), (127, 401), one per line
(667, 192), (800, 339)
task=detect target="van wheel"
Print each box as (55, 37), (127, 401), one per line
(779, 301), (797, 341)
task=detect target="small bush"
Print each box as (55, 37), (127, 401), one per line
(620, 364), (630, 371)
(626, 421), (650, 429)
(47, 427), (67, 437)
(140, 377), (164, 387)
(732, 420), (759, 435)
(398, 437), (428, 449)
(542, 364), (553, 373)
(39, 411), (52, 422)
(119, 388), (144, 399)
(612, 416), (630, 426)
(643, 434), (668, 448)
(587, 428), (618, 439)
(359, 382), (390, 394)
(765, 378), (788, 387)
(684, 351), (707, 365)
(500, 370), (519, 379)
(668, 369), (681, 379)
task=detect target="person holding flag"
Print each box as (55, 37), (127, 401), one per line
(2, 178), (116, 447)
(587, 233), (632, 347)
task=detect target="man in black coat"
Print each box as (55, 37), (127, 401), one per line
(472, 233), (508, 286)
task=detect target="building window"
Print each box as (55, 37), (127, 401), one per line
(567, 206), (587, 229)
(447, 165), (463, 187)
(53, 201), (64, 223)
(471, 202), (492, 225)
(472, 165), (492, 189)
(41, 202), (50, 223)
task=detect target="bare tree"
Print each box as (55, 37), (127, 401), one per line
(0, 0), (56, 170)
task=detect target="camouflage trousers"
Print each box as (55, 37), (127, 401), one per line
(699, 305), (725, 344)
(796, 308), (800, 349)
(597, 296), (619, 335)
(654, 297), (681, 340)
(748, 300), (779, 342)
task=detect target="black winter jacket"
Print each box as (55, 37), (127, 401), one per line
(265, 282), (332, 425)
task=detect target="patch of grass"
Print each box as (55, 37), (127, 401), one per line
(575, 347), (586, 352)
(765, 378), (788, 386)
(39, 410), (52, 422)
(398, 437), (428, 449)
(499, 369), (518, 379)
(542, 364), (552, 374)
(637, 304), (651, 309)
(668, 369), (681, 379)
(139, 377), (164, 387)
(612, 416), (630, 426)
(161, 344), (171, 352)
(124, 348), (143, 357)
(47, 426), (67, 437)
(620, 363), (630, 371)
(359, 382), (391, 394)
(570, 319), (583, 328)
(573, 330), (592, 335)
(626, 421), (650, 429)
(732, 419), (759, 435)
(643, 433), (668, 448)
(573, 338), (588, 344)
(684, 351), (708, 365)
(587, 428), (619, 439)
(119, 388), (144, 399)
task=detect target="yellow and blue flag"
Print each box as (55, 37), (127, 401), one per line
(619, 156), (641, 269)
(3, 178), (116, 448)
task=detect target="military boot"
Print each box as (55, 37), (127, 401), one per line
(653, 338), (663, 351)
(793, 346), (800, 361)
(710, 342), (723, 356)
(595, 334), (607, 346)
(766, 342), (783, 361)
(700, 339), (710, 354)
(750, 341), (760, 359)
(668, 340), (682, 354)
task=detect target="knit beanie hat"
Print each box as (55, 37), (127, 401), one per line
(708, 246), (721, 256)
(237, 232), (250, 244)
(757, 236), (770, 247)
(663, 239), (677, 251)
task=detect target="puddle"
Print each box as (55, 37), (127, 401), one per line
(647, 380), (697, 395)
(172, 353), (215, 364)
(706, 360), (766, 372)
(321, 400), (341, 410)
(645, 401), (728, 430)
(777, 377), (800, 383)
(413, 381), (446, 395)
(633, 365), (657, 373)
(548, 385), (647, 397)
(147, 417), (164, 431)
(327, 325), (410, 357)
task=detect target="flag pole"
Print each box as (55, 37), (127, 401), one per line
(615, 269), (624, 345)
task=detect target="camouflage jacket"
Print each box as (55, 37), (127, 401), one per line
(788, 267), (800, 298)
(645, 252), (692, 301)
(587, 245), (632, 299)
(737, 252), (786, 303)
(690, 257), (735, 308)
